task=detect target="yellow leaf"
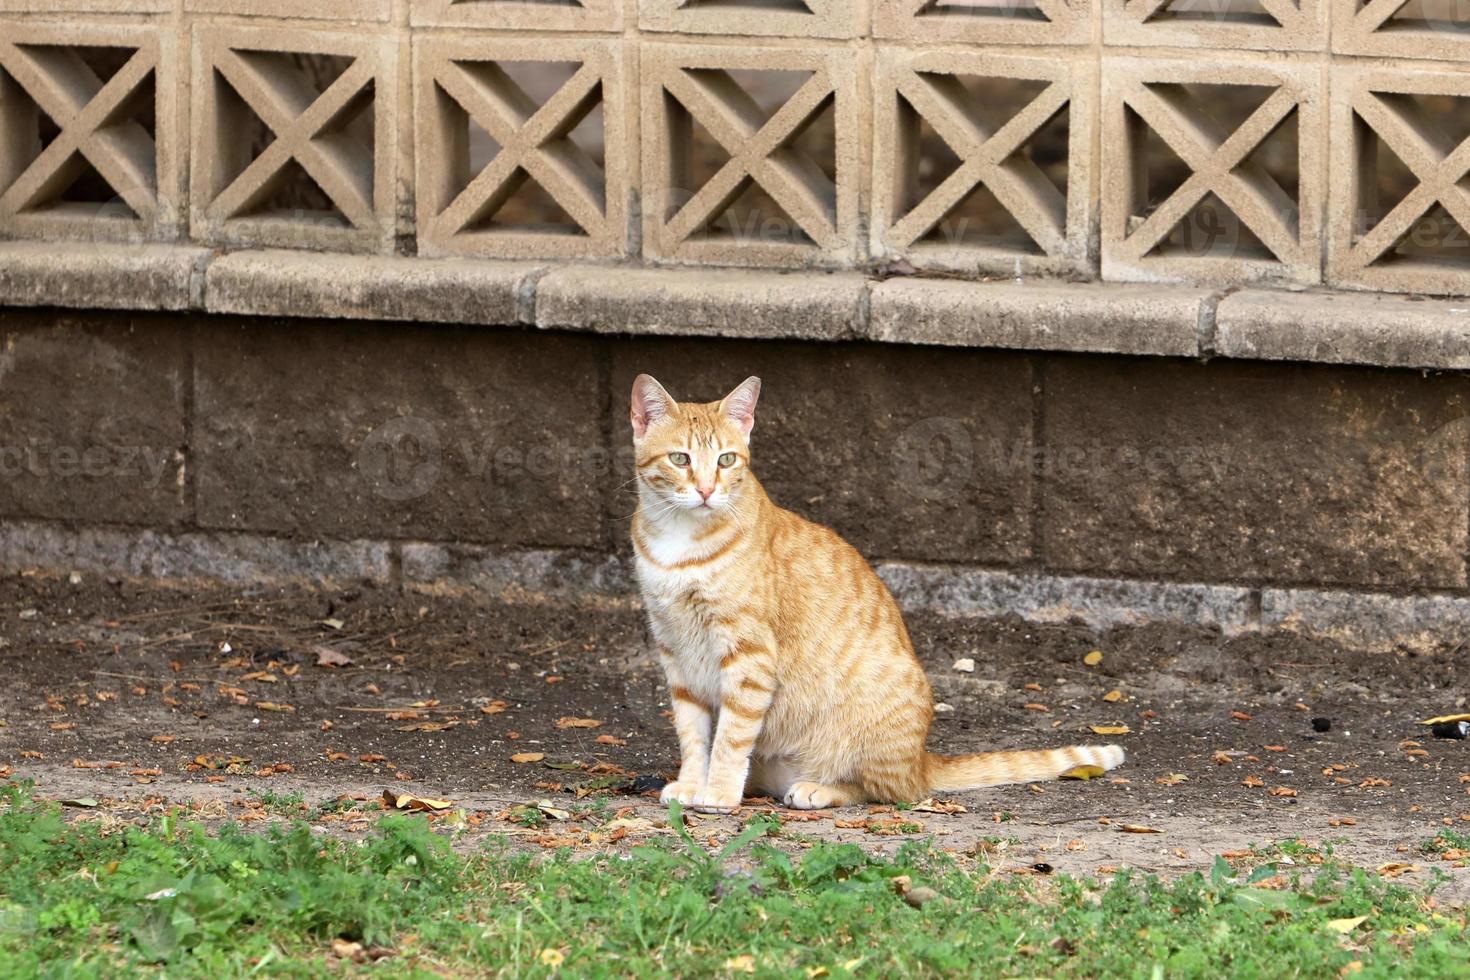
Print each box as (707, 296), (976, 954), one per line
(1102, 690), (1122, 703)
(1376, 863), (1420, 878)
(511, 752), (545, 763)
(1326, 916), (1368, 934)
(806, 968), (830, 979)
(1083, 651), (1103, 666)
(1090, 725), (1132, 735)
(1421, 713), (1470, 725)
(381, 790), (453, 812)
(724, 954), (756, 973)
(1059, 764), (1105, 780)
(555, 717), (603, 729)
(1118, 824), (1162, 834)
(1155, 773), (1188, 786)
(540, 948), (565, 967)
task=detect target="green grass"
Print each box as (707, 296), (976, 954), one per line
(0, 783), (1466, 978)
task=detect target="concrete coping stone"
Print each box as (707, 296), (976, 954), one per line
(5, 242), (1470, 372)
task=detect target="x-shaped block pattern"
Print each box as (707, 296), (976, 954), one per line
(642, 46), (858, 268)
(1329, 70), (1470, 293)
(410, 0), (621, 34)
(872, 51), (1091, 276)
(190, 26), (398, 253)
(640, 0), (860, 41)
(414, 38), (627, 260)
(1103, 0), (1324, 51)
(0, 26), (177, 240)
(184, 0), (390, 21)
(1102, 63), (1321, 285)
(874, 0), (1090, 46)
(1332, 0), (1470, 61)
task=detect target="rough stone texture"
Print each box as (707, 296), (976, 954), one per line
(1216, 289), (1470, 370)
(640, 43), (861, 270)
(0, 310), (187, 525)
(0, 1), (167, 8)
(1100, 56), (1324, 287)
(188, 24), (401, 255)
(1042, 356), (1470, 588)
(0, 242), (204, 312)
(1331, 0), (1470, 63)
(1262, 586), (1470, 654)
(194, 320), (606, 548)
(870, 48), (1094, 278)
(1326, 66), (1470, 296)
(1103, 0), (1327, 51)
(0, 21), (183, 243)
(206, 250), (542, 326)
(0, 519), (391, 586)
(409, 0), (621, 33)
(873, 0), (1090, 46)
(184, 0), (390, 20)
(536, 266), (864, 341)
(877, 562), (1254, 633)
(639, 0), (861, 40)
(401, 543), (631, 602)
(414, 36), (630, 261)
(870, 278), (1207, 357)
(609, 338), (1034, 564)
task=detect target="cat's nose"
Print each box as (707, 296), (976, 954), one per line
(696, 486), (714, 501)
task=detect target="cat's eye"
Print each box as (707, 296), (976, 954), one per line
(718, 452), (737, 467)
(669, 452), (691, 466)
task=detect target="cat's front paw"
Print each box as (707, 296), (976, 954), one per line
(660, 780), (699, 806)
(690, 785), (742, 814)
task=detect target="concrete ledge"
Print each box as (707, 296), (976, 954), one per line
(401, 543), (632, 603)
(205, 250), (543, 326)
(535, 266), (865, 341)
(0, 242), (206, 312)
(1262, 587), (1470, 654)
(1216, 290), (1470, 371)
(876, 562), (1254, 633)
(869, 279), (1210, 357)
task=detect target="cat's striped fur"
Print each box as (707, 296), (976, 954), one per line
(630, 374), (1124, 812)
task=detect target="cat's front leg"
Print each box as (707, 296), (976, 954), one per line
(693, 636), (776, 814)
(657, 646), (712, 806)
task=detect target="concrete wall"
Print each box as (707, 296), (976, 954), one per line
(6, 303), (1470, 653)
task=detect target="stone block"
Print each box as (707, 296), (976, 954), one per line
(194, 321), (606, 548)
(1042, 356), (1470, 589)
(1215, 289), (1470, 370)
(874, 0), (1090, 46)
(1102, 0), (1327, 51)
(640, 43), (862, 269)
(413, 36), (630, 261)
(205, 249), (542, 325)
(0, 310), (187, 526)
(535, 265), (865, 341)
(1331, 0), (1470, 62)
(0, 241), (204, 311)
(610, 338), (1034, 564)
(1326, 65), (1470, 296)
(1262, 585), (1470, 654)
(639, 0), (861, 40)
(870, 278), (1206, 357)
(400, 543), (632, 601)
(870, 47), (1094, 278)
(184, 0), (390, 20)
(188, 23), (401, 254)
(409, 0), (621, 33)
(1100, 55), (1324, 287)
(0, 0), (167, 10)
(0, 19), (183, 243)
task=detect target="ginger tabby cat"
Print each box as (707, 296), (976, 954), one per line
(630, 374), (1124, 812)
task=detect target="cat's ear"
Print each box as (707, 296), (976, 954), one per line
(631, 374), (677, 439)
(720, 376), (761, 437)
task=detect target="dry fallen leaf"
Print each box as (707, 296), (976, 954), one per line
(1090, 725), (1131, 736)
(395, 720), (460, 733)
(1422, 713), (1470, 726)
(1269, 786), (1298, 798)
(1059, 764), (1106, 780)
(1242, 775), (1265, 788)
(724, 955), (756, 974)
(511, 752), (546, 764)
(1325, 916), (1368, 934)
(1230, 710), (1253, 722)
(1083, 650), (1103, 666)
(595, 734), (627, 746)
(1155, 773), (1188, 786)
(1102, 690), (1123, 703)
(1118, 824), (1162, 834)
(314, 646), (353, 668)
(911, 798), (967, 814)
(555, 717), (603, 729)
(480, 700), (508, 715)
(382, 789), (453, 812)
(1023, 703), (1050, 713)
(1376, 863), (1420, 879)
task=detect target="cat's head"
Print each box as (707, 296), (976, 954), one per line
(630, 375), (761, 514)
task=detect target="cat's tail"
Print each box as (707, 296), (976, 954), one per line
(926, 744), (1125, 791)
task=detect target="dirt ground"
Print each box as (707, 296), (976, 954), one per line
(3, 569), (1469, 901)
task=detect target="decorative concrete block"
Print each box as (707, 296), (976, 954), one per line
(184, 0), (390, 20)
(1331, 0), (1470, 62)
(874, 0), (1091, 46)
(1100, 55), (1324, 287)
(871, 47), (1093, 278)
(1103, 0), (1327, 52)
(189, 24), (400, 254)
(640, 43), (861, 269)
(640, 0), (861, 41)
(0, 20), (182, 243)
(409, 0), (621, 34)
(0, 0), (167, 9)
(1326, 66), (1470, 296)
(414, 36), (629, 261)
